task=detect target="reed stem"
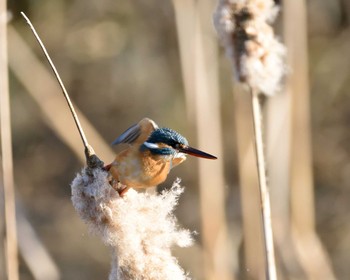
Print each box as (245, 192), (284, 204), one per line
(20, 12), (94, 157)
(250, 87), (277, 280)
(0, 4), (19, 280)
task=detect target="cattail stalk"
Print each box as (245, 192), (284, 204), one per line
(250, 87), (276, 280)
(7, 25), (114, 163)
(233, 83), (265, 278)
(20, 12), (94, 158)
(0, 4), (19, 280)
(214, 0), (285, 279)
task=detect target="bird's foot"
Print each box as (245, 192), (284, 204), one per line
(103, 163), (112, 171)
(117, 186), (130, 197)
(107, 176), (129, 197)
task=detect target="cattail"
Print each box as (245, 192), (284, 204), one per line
(214, 0), (285, 96)
(214, 1), (285, 279)
(71, 167), (192, 280)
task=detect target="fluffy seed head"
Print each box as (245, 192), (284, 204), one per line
(71, 168), (192, 280)
(214, 0), (286, 96)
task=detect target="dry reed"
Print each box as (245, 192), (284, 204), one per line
(214, 0), (286, 279)
(16, 205), (60, 280)
(8, 25), (114, 163)
(0, 4), (19, 280)
(233, 84), (265, 278)
(171, 1), (231, 279)
(283, 0), (336, 278)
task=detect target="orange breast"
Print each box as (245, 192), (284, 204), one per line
(109, 148), (171, 188)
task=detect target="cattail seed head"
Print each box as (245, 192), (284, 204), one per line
(214, 0), (285, 96)
(71, 168), (192, 280)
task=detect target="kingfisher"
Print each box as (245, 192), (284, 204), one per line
(105, 118), (217, 196)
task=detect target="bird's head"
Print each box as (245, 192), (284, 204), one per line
(140, 128), (217, 160)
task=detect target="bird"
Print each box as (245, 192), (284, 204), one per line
(105, 118), (217, 196)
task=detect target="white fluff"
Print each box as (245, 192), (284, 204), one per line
(214, 0), (286, 96)
(71, 167), (193, 280)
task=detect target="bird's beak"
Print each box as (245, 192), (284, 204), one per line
(179, 145), (217, 160)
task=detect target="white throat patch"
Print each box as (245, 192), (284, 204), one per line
(173, 152), (186, 159)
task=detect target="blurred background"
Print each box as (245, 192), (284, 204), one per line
(1, 0), (350, 279)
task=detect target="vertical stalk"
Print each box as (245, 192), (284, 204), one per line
(172, 1), (231, 279)
(250, 88), (277, 280)
(284, 0), (336, 278)
(0, 2), (19, 280)
(234, 84), (265, 278)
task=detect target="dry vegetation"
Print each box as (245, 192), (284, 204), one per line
(1, 0), (350, 279)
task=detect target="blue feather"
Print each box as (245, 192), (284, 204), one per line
(140, 128), (188, 155)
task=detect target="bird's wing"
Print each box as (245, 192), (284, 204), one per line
(112, 118), (158, 146)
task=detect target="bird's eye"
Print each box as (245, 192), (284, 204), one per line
(175, 143), (181, 150)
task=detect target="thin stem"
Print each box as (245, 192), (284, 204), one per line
(1, 4), (19, 280)
(20, 12), (92, 155)
(250, 87), (277, 280)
